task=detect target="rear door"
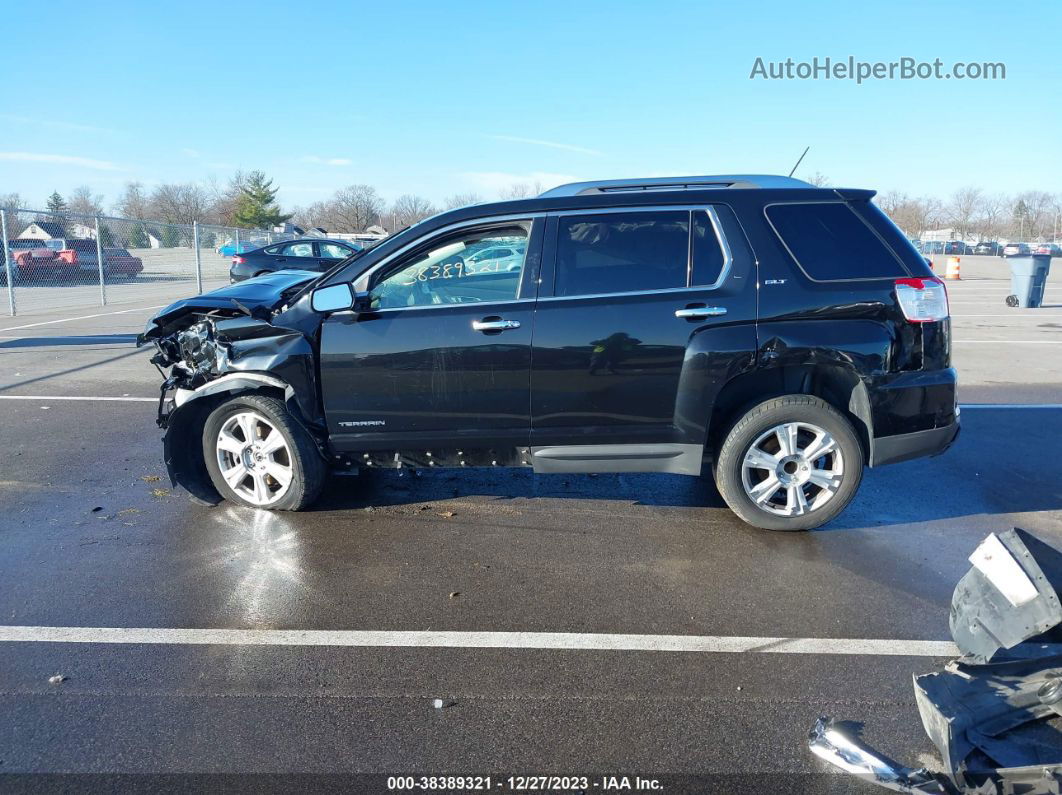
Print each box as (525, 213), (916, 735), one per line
(316, 241), (356, 269)
(270, 241), (317, 271)
(529, 205), (757, 466)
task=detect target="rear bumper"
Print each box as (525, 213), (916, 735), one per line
(868, 367), (959, 467)
(871, 417), (960, 467)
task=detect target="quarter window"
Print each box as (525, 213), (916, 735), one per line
(370, 224), (529, 309)
(765, 202), (906, 280)
(691, 211), (726, 286)
(554, 211), (689, 297)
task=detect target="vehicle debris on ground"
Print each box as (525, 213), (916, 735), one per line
(809, 528), (1062, 794)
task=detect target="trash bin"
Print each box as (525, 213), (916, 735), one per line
(1006, 254), (1052, 308)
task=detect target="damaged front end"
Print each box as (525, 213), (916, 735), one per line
(137, 271), (327, 504)
(809, 528), (1062, 794)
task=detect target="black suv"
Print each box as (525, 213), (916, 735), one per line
(140, 175), (958, 531)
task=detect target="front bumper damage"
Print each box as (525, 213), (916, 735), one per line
(809, 528), (1062, 794)
(137, 275), (329, 504)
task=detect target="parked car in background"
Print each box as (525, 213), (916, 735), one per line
(103, 247), (144, 278)
(2, 238), (100, 282)
(463, 242), (527, 273)
(1002, 242), (1031, 257)
(3, 240), (48, 284)
(972, 241), (1001, 256)
(943, 241), (966, 255)
(217, 241), (258, 257)
(142, 173), (958, 531)
(1033, 243), (1060, 255)
(229, 238), (361, 283)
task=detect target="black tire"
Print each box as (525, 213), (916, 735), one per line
(714, 395), (863, 531)
(202, 394), (327, 511)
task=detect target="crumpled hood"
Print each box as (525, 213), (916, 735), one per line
(139, 270), (318, 342)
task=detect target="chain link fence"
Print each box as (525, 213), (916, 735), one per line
(0, 207), (290, 317)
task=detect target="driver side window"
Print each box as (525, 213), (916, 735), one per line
(370, 223), (530, 310)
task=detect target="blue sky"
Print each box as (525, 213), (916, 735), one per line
(1, 0), (1058, 211)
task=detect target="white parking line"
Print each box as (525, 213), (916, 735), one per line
(0, 625), (961, 657)
(960, 403), (1062, 409)
(953, 340), (1062, 344)
(952, 314), (1061, 318)
(0, 395), (156, 402)
(0, 304), (166, 333)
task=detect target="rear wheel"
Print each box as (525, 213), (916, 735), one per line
(202, 394), (326, 510)
(714, 395), (863, 531)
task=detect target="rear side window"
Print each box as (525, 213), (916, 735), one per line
(765, 202), (908, 280)
(555, 211), (689, 297)
(282, 242), (314, 257)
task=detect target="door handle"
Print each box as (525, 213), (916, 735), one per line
(675, 306), (726, 319)
(472, 318), (521, 332)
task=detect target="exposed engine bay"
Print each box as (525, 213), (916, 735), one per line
(137, 270), (327, 503)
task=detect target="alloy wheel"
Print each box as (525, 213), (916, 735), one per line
(740, 421), (844, 517)
(215, 411), (294, 506)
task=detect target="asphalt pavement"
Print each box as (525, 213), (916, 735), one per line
(0, 255), (1059, 792)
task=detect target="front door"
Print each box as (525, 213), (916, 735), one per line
(319, 219), (542, 459)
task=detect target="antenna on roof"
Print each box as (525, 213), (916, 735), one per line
(787, 146), (810, 178)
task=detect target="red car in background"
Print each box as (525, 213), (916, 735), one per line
(3, 239), (143, 283)
(102, 247), (144, 278)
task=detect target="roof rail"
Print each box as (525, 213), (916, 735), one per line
(538, 174), (814, 198)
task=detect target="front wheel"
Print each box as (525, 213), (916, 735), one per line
(714, 395), (863, 531)
(202, 394), (327, 510)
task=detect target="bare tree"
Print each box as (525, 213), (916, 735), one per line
(289, 201), (330, 232)
(1050, 193), (1062, 241)
(389, 194), (436, 231)
(114, 182), (150, 220)
(875, 192), (942, 238)
(875, 191), (906, 214)
(974, 193), (1008, 240)
(67, 185), (105, 217)
(914, 197), (944, 237)
(1013, 190), (1054, 239)
(0, 192), (20, 211)
(945, 187), (982, 240)
(328, 184), (384, 232)
(805, 172), (830, 187)
(147, 183), (216, 225)
(442, 193), (483, 210)
(209, 170), (250, 226)
(500, 181), (542, 199)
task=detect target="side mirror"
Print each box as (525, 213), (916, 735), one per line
(311, 283), (354, 313)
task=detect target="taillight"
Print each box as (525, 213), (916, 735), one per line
(232, 256), (245, 265)
(895, 277), (949, 322)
